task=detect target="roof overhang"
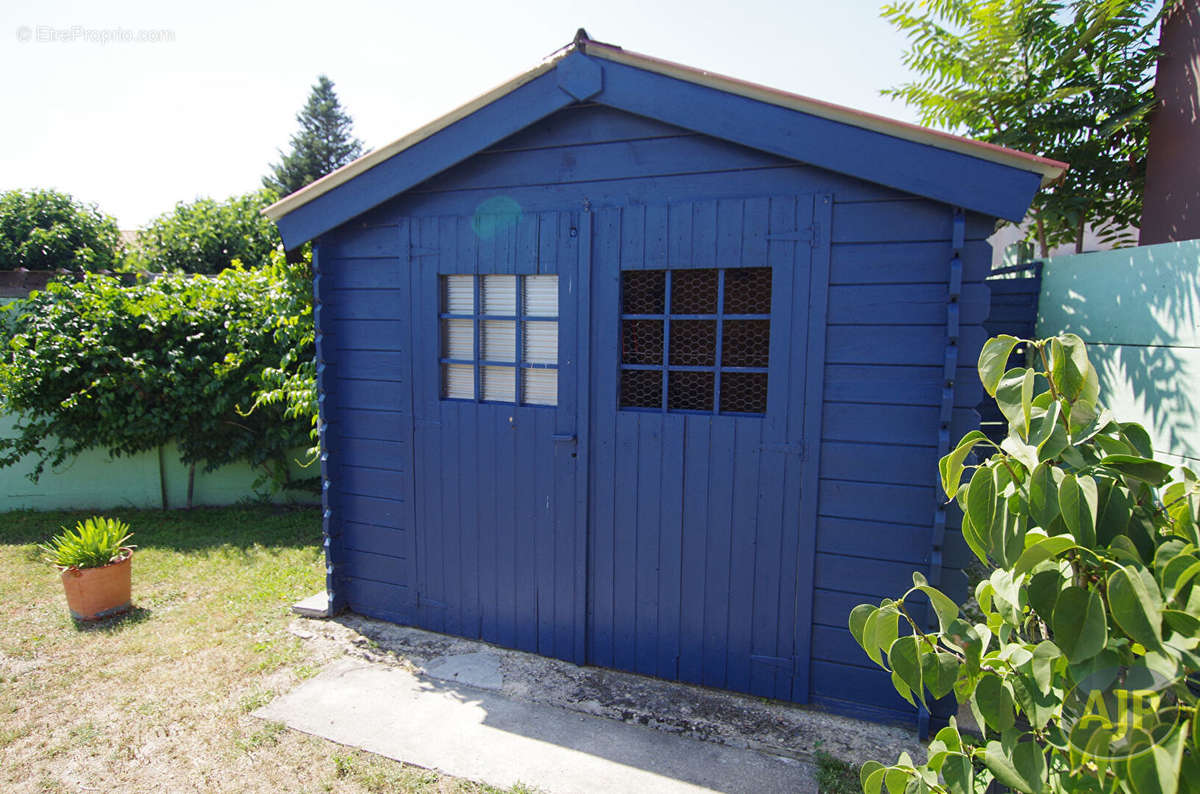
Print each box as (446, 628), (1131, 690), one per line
(265, 38), (1067, 249)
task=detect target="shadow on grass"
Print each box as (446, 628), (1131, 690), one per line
(73, 606), (154, 634)
(0, 504), (322, 551)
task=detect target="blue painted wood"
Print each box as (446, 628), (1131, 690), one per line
(820, 442), (938, 487)
(827, 325), (988, 366)
(635, 411), (663, 676)
(485, 104), (693, 152)
(792, 193), (832, 703)
(341, 522), (408, 556)
(587, 206), (620, 668)
(830, 201), (995, 243)
(340, 548), (408, 584)
(342, 578), (413, 623)
(824, 365), (985, 408)
(418, 134), (793, 197)
(570, 208), (592, 665)
(823, 404), (980, 446)
(828, 284), (990, 325)
(830, 240), (993, 285)
(397, 209), (584, 657)
(275, 70), (575, 248)
(819, 480), (935, 526)
(304, 79), (1012, 726)
(657, 413), (685, 679)
(314, 242), (346, 614)
(580, 197), (820, 704)
(324, 255), (409, 289)
(588, 56), (1042, 222)
(811, 661), (916, 716)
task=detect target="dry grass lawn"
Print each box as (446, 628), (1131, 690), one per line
(0, 506), (533, 794)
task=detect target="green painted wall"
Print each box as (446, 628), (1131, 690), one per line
(1036, 239), (1200, 469)
(0, 296), (317, 511)
(0, 414), (317, 510)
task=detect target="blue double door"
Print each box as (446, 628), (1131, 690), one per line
(409, 195), (823, 703)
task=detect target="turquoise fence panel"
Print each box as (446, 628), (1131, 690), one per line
(0, 297), (317, 511)
(0, 413), (316, 511)
(1037, 240), (1200, 468)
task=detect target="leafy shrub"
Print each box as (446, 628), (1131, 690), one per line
(851, 334), (1199, 794)
(0, 188), (122, 272)
(0, 251), (314, 487)
(41, 516), (134, 570)
(128, 190), (281, 274)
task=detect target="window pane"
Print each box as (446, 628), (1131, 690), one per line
(622, 271), (665, 314)
(482, 275), (517, 315)
(481, 320), (516, 362)
(523, 275), (558, 317)
(522, 368), (557, 406)
(442, 318), (473, 359)
(668, 319), (716, 366)
(671, 269), (718, 314)
(620, 368), (662, 409)
(720, 372), (768, 414)
(524, 321), (557, 364)
(723, 268), (772, 314)
(443, 364), (475, 399)
(481, 365), (516, 402)
(443, 275), (475, 314)
(668, 370), (714, 411)
(721, 320), (770, 367)
(621, 319), (663, 365)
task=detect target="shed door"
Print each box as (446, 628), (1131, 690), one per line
(586, 196), (827, 703)
(409, 210), (587, 663)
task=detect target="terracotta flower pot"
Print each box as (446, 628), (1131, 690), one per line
(59, 550), (133, 621)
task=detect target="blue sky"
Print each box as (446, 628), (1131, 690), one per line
(1, 0), (924, 229)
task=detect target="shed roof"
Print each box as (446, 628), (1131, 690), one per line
(266, 35), (1067, 249)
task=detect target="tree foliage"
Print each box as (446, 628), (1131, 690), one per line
(852, 334), (1200, 794)
(0, 252), (314, 488)
(0, 188), (122, 272)
(882, 1), (1172, 254)
(263, 74), (364, 198)
(128, 190), (282, 274)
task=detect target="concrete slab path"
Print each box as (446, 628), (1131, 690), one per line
(257, 658), (815, 794)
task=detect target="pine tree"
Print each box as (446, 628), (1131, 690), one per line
(263, 75), (365, 197)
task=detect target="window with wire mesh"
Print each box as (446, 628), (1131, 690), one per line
(619, 267), (771, 414)
(440, 274), (558, 405)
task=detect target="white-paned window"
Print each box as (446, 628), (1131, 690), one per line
(439, 274), (559, 405)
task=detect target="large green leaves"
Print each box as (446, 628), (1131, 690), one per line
(888, 635), (924, 706)
(1059, 473), (1098, 547)
(939, 430), (989, 499)
(846, 331), (1200, 794)
(1107, 565), (1163, 650)
(984, 740), (1047, 794)
(979, 335), (1021, 397)
(1052, 586), (1107, 662)
(967, 466), (997, 538)
(1028, 463), (1061, 529)
(973, 673), (1016, 732)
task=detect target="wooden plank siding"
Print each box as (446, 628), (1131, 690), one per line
(318, 225), (418, 625)
(315, 104), (988, 727)
(809, 194), (988, 722)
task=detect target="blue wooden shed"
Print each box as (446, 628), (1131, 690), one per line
(266, 33), (1066, 729)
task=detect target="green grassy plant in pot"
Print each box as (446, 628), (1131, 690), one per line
(41, 516), (135, 621)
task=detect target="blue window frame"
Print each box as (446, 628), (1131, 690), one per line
(620, 267), (771, 415)
(440, 274), (559, 405)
